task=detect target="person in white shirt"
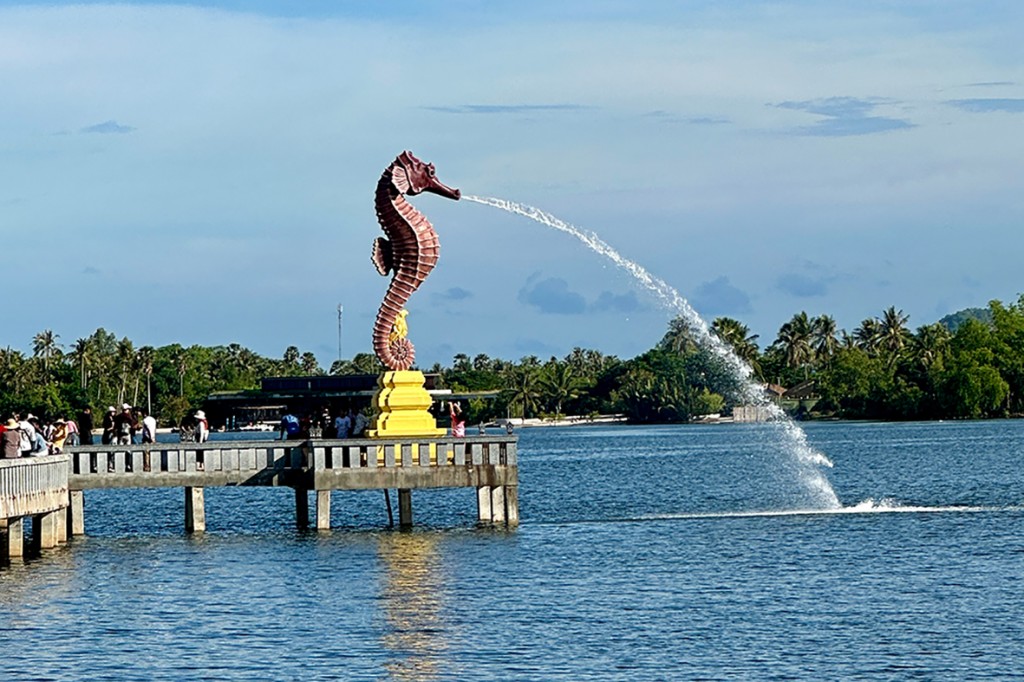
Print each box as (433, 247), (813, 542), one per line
(194, 410), (209, 443)
(141, 409), (158, 444)
(334, 410), (352, 439)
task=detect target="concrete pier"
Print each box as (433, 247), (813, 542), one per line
(57, 435), (516, 536)
(1, 455), (70, 562)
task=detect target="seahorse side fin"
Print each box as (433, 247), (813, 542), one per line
(372, 237), (392, 276)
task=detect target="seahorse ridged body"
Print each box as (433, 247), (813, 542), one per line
(371, 151), (460, 370)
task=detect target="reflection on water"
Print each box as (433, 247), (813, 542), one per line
(377, 532), (452, 681)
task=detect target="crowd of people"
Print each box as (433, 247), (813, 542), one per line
(0, 403), (166, 458)
(1, 411), (81, 458)
(2, 401), (479, 459)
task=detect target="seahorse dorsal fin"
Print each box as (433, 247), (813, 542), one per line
(372, 237), (392, 276)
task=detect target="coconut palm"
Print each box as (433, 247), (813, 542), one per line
(661, 316), (698, 355)
(853, 318), (883, 354)
(539, 362), (581, 417)
(70, 337), (93, 390)
(773, 312), (813, 374)
(301, 352), (321, 375)
(712, 317), (761, 374)
(912, 323), (951, 370)
(32, 329), (62, 378)
(115, 337), (135, 404)
(173, 348), (189, 396)
(811, 315), (839, 367)
(878, 306), (911, 358)
(137, 346), (155, 414)
(505, 365), (541, 418)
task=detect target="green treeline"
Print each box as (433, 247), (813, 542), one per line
(3, 296), (1023, 425)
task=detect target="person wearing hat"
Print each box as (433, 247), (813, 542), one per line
(102, 406), (116, 445)
(51, 418), (69, 454)
(114, 404), (136, 445)
(194, 410), (209, 443)
(2, 419), (20, 458)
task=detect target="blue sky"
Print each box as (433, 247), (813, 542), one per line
(2, 1), (1023, 368)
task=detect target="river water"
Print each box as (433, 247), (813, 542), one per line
(2, 420), (1023, 680)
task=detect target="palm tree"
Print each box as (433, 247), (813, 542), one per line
(878, 306), (911, 359)
(912, 323), (951, 370)
(712, 317), (761, 374)
(32, 329), (62, 378)
(660, 316), (698, 355)
(301, 352), (321, 375)
(853, 318), (883, 354)
(115, 337), (135, 404)
(811, 315), (839, 367)
(773, 312), (813, 375)
(70, 337), (92, 390)
(137, 346), (155, 414)
(539, 362), (581, 416)
(283, 346), (300, 370)
(505, 365), (540, 418)
(173, 348), (188, 396)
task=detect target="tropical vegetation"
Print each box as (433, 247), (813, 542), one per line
(2, 296), (1022, 426)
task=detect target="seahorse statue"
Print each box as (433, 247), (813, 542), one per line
(371, 151), (461, 370)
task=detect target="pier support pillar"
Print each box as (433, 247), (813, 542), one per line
(56, 508), (68, 544)
(295, 488), (309, 528)
(185, 486), (206, 534)
(491, 486), (506, 524)
(477, 486), (492, 524)
(68, 490), (85, 537)
(505, 486), (519, 527)
(2, 517), (24, 559)
(398, 489), (413, 528)
(316, 491), (331, 531)
(37, 511), (58, 549)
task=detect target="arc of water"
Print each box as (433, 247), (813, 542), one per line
(465, 194), (840, 509)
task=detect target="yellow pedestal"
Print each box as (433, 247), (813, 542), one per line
(368, 370), (446, 439)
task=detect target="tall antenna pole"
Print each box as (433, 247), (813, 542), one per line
(342, 303), (350, 360)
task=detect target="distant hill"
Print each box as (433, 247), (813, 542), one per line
(938, 307), (993, 332)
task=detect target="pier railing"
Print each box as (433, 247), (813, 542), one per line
(1, 454), (69, 519)
(68, 441), (305, 489)
(59, 435), (517, 533)
(311, 436), (517, 490)
(66, 436), (517, 491)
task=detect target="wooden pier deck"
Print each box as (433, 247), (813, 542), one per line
(2, 435), (517, 560)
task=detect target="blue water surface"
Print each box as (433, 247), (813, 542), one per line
(2, 420), (1023, 680)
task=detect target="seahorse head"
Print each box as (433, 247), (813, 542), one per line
(391, 150), (461, 201)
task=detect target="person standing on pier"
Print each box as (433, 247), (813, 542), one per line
(18, 413), (36, 456)
(102, 406), (116, 445)
(352, 410), (368, 438)
(450, 402), (466, 438)
(51, 419), (69, 454)
(79, 407), (94, 445)
(65, 415), (80, 447)
(194, 410), (209, 443)
(2, 419), (20, 458)
(114, 404), (136, 445)
(141, 409), (158, 444)
(335, 409), (352, 439)
(279, 410), (301, 440)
